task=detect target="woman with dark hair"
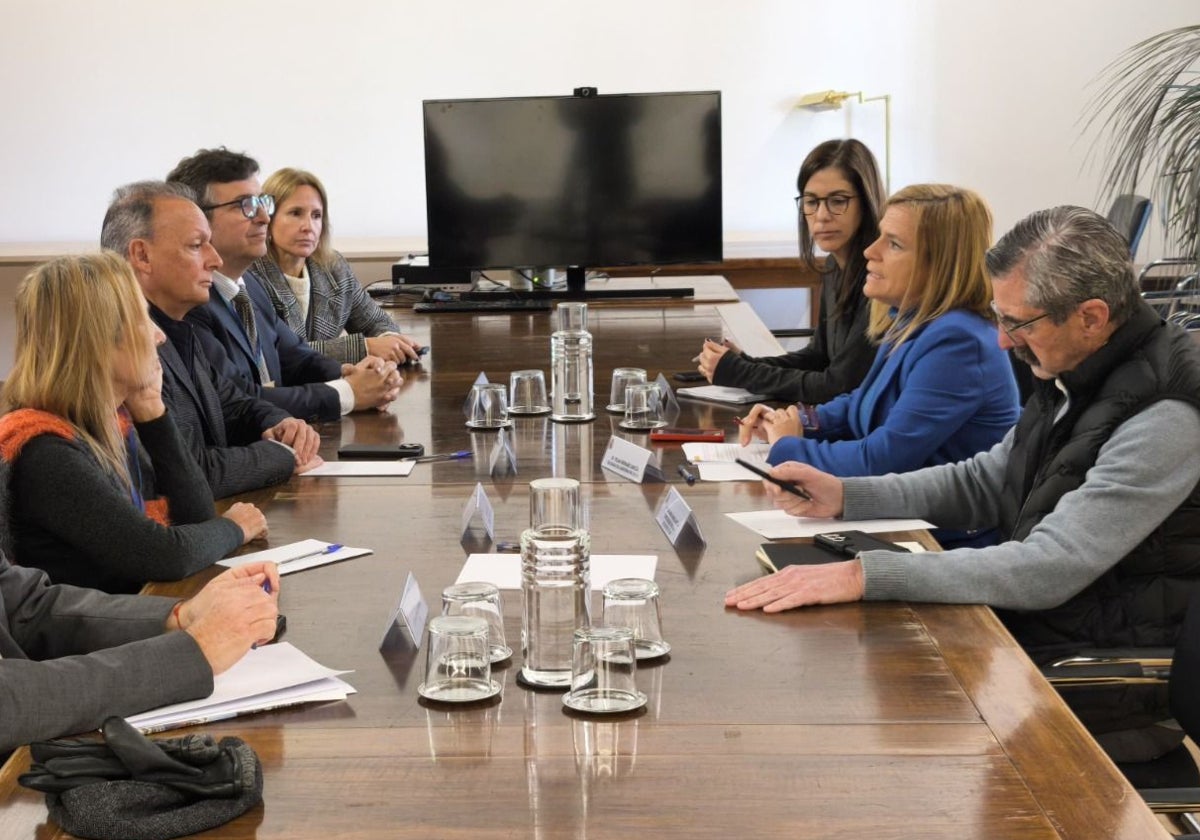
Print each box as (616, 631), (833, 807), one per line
(696, 138), (883, 403)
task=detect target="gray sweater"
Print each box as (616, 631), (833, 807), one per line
(843, 399), (1200, 609)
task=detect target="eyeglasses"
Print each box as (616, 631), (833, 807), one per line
(796, 193), (856, 216)
(990, 301), (1051, 339)
(202, 194), (275, 219)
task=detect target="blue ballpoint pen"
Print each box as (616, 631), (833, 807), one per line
(278, 543), (344, 568)
(406, 449), (471, 463)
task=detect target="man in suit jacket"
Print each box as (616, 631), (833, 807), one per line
(0, 552), (280, 752)
(101, 181), (322, 499)
(167, 147), (401, 422)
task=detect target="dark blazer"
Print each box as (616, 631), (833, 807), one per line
(187, 276), (344, 421)
(151, 306), (295, 500)
(251, 252), (400, 364)
(0, 555), (212, 751)
(711, 265), (875, 404)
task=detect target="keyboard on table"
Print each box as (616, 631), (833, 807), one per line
(412, 297), (555, 313)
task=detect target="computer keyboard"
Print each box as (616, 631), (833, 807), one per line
(412, 297), (555, 313)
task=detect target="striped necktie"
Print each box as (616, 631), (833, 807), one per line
(232, 287), (273, 386)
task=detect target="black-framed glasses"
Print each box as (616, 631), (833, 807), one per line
(202, 194), (275, 219)
(796, 193), (856, 216)
(990, 301), (1051, 339)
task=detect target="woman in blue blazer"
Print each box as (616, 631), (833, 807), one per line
(740, 185), (1019, 544)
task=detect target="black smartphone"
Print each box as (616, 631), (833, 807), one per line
(338, 443), (425, 460)
(814, 531), (910, 556)
(673, 371), (707, 382)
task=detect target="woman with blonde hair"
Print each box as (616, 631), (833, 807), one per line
(740, 185), (1019, 547)
(250, 167), (423, 365)
(0, 252), (267, 593)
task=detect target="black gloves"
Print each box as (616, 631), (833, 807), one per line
(19, 716), (262, 840)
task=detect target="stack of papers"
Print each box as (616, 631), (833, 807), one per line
(456, 554), (657, 590)
(676, 385), (767, 405)
(127, 643), (355, 734)
(682, 442), (771, 481)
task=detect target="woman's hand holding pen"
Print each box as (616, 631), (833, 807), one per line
(737, 404), (802, 446)
(695, 338), (738, 382)
(762, 461), (844, 519)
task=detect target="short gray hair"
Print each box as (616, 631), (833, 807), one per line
(985, 205), (1140, 325)
(100, 180), (198, 255)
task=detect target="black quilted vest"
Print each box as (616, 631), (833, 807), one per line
(995, 301), (1200, 663)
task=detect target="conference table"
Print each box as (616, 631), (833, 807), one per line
(0, 278), (1170, 838)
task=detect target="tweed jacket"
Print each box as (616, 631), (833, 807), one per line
(250, 252), (400, 364)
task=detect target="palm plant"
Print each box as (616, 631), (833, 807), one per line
(1086, 25), (1200, 266)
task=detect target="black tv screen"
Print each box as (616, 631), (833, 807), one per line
(423, 90), (722, 274)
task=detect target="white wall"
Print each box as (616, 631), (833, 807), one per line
(1, 0), (1195, 259)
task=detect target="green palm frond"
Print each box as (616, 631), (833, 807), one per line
(1085, 25), (1200, 263)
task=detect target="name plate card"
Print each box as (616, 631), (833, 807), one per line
(379, 572), (429, 650)
(601, 436), (665, 484)
(461, 482), (496, 539)
(656, 486), (706, 546)
(489, 429), (517, 475)
(652, 372), (681, 424)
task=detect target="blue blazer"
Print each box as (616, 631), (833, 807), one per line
(768, 309), (1019, 476)
(187, 276), (344, 422)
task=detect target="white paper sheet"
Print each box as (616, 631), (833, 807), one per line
(301, 460), (416, 477)
(726, 509), (933, 540)
(682, 442), (770, 464)
(126, 643), (354, 732)
(218, 539), (372, 575)
(456, 554), (658, 590)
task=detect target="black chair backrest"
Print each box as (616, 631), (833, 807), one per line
(1106, 195), (1152, 258)
(1169, 586), (1200, 742)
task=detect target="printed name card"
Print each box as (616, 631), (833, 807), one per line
(379, 572), (429, 650)
(656, 486), (706, 546)
(601, 436), (665, 483)
(461, 482), (496, 538)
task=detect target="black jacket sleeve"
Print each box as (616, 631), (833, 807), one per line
(712, 270), (875, 405)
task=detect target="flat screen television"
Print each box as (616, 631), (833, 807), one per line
(423, 89), (722, 299)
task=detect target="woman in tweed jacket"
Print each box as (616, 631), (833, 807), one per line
(251, 168), (424, 365)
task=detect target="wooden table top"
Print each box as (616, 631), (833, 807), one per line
(0, 289), (1168, 838)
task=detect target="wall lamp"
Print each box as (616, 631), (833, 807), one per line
(797, 90), (892, 193)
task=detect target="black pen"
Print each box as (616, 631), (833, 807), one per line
(677, 463), (697, 485)
(734, 457), (812, 501)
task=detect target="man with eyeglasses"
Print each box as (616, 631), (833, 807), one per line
(167, 148), (401, 422)
(727, 206), (1200, 762)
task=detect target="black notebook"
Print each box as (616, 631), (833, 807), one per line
(754, 542), (843, 573)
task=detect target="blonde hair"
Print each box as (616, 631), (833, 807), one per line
(263, 167), (334, 271)
(0, 252), (152, 486)
(867, 184), (995, 349)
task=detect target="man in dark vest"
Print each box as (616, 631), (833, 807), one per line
(725, 205), (1200, 760)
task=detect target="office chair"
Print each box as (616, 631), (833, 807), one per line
(1106, 194), (1152, 258)
(1041, 586), (1200, 834)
